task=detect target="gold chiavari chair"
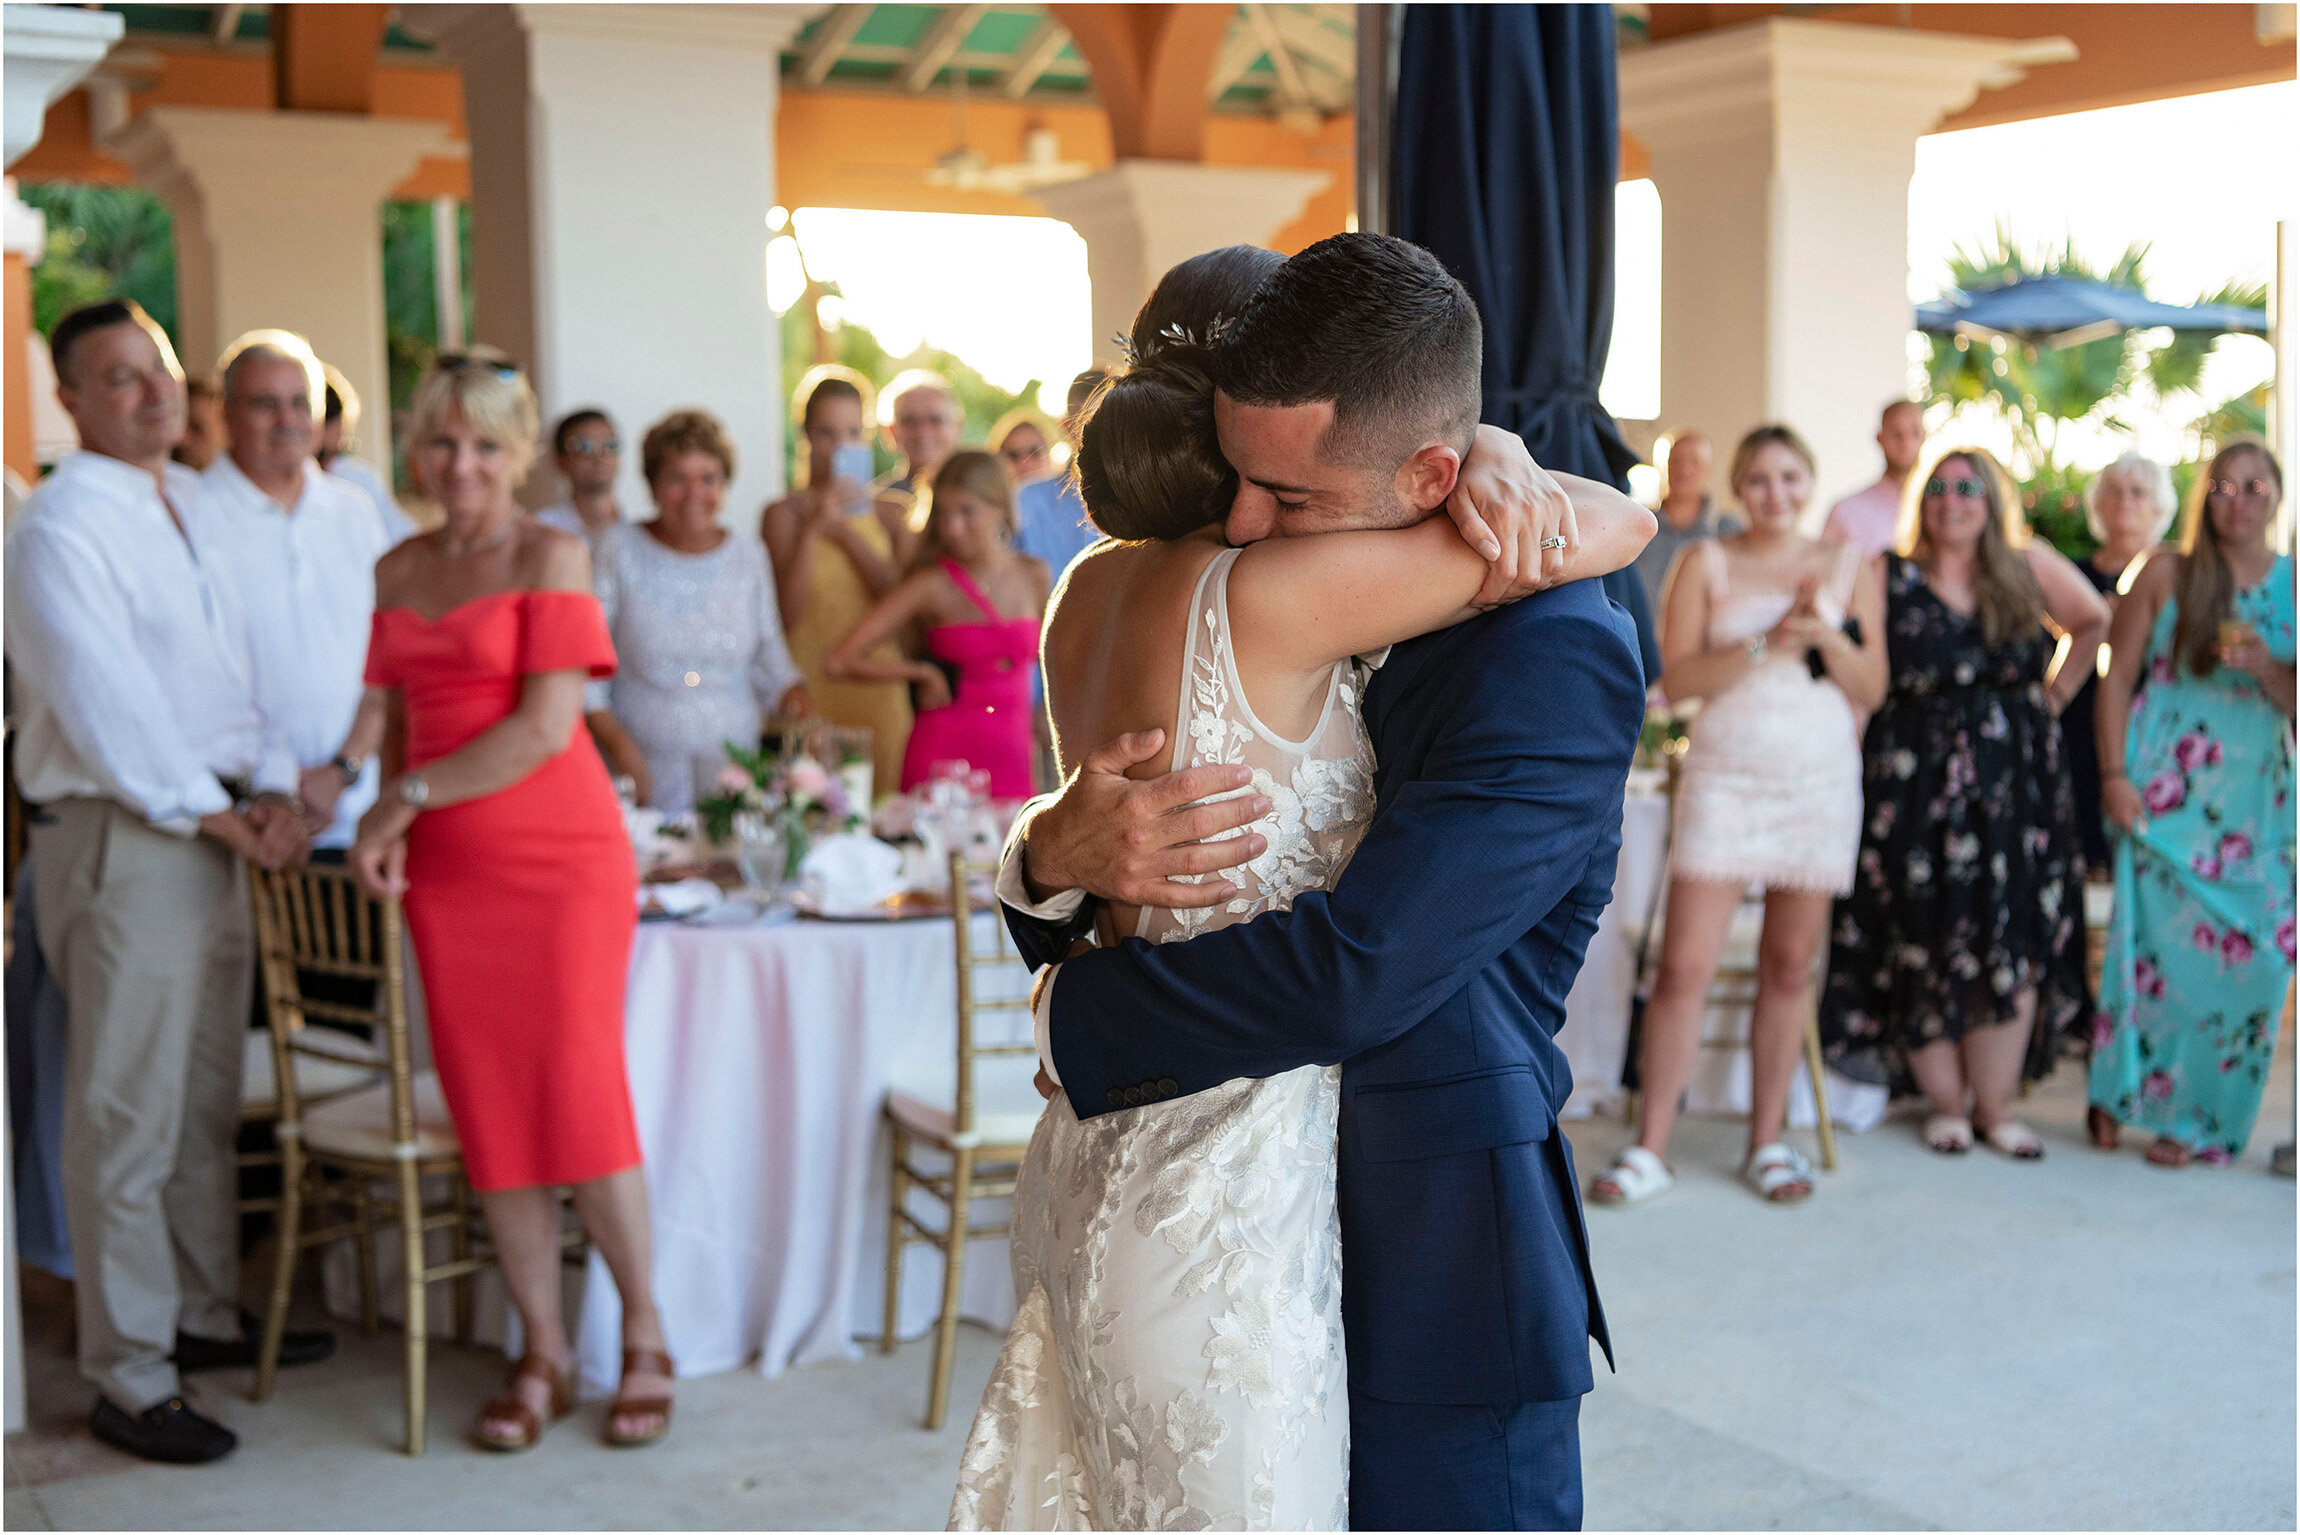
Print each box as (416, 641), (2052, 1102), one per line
(880, 852), (1045, 1430)
(248, 865), (486, 1455)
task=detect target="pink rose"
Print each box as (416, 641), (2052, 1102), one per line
(2221, 929), (2255, 967)
(2135, 957), (2166, 999)
(2192, 921), (2218, 951)
(2191, 852), (2223, 880)
(715, 766), (752, 796)
(788, 758), (830, 795)
(2204, 740), (2224, 767)
(2151, 655), (2175, 684)
(2142, 1069), (2175, 1102)
(2277, 916), (2296, 963)
(2197, 1146), (2231, 1167)
(2142, 771), (2187, 814)
(2219, 832), (2254, 864)
(2090, 1012), (2114, 1050)
(2172, 729), (2208, 770)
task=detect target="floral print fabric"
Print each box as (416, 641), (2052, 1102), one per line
(2088, 557), (2295, 1159)
(951, 548), (1366, 1530)
(1820, 555), (2091, 1088)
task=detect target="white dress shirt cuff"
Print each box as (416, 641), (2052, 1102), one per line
(252, 745), (302, 798)
(995, 803), (1088, 922)
(1031, 961), (1063, 1088)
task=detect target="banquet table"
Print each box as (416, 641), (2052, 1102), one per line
(1555, 773), (1887, 1132)
(328, 907), (1033, 1397)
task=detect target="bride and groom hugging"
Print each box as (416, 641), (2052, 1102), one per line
(947, 233), (1658, 1532)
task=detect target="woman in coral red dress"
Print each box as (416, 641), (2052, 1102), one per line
(349, 349), (671, 1452)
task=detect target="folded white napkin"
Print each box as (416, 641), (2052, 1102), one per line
(800, 832), (906, 916)
(641, 878), (721, 916)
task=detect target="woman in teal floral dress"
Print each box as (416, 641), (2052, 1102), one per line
(2091, 440), (2296, 1167)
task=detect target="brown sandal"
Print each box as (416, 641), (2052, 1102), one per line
(604, 1348), (675, 1448)
(476, 1353), (574, 1452)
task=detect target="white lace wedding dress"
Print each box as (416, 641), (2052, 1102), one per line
(950, 547), (1376, 1532)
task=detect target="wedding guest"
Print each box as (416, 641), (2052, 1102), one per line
(172, 374), (224, 470)
(537, 407), (626, 539)
(763, 368), (913, 797)
(990, 406), (1057, 486)
(828, 450), (1049, 799)
(6, 299), (319, 1465)
(1591, 426), (1885, 1207)
(2089, 440), (2294, 1167)
(877, 368), (961, 501)
(1012, 369), (1108, 586)
(348, 346), (674, 1451)
(584, 409), (808, 812)
(1821, 400), (1928, 556)
(316, 362), (416, 544)
(1631, 428), (1739, 613)
(203, 329), (391, 854)
(2062, 451), (2181, 873)
(1821, 446), (2109, 1158)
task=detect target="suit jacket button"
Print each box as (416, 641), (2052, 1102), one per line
(1123, 1086), (1144, 1106)
(1106, 1088), (1127, 1109)
(1157, 1077), (1179, 1097)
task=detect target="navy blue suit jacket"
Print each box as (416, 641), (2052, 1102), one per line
(1007, 577), (1644, 1407)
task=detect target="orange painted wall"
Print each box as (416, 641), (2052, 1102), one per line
(1644, 4), (2293, 127)
(8, 44), (469, 200)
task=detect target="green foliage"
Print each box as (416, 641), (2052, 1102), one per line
(380, 201), (472, 413)
(1924, 225), (2267, 559)
(18, 183), (178, 347)
(779, 282), (1039, 477)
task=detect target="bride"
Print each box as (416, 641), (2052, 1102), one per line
(948, 247), (1651, 1530)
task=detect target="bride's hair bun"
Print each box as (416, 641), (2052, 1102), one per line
(1074, 350), (1232, 543)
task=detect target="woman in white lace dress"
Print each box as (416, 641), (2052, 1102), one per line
(1589, 425), (1887, 1209)
(949, 249), (1658, 1531)
(581, 410), (810, 812)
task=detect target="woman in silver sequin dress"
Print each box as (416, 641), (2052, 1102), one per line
(582, 410), (809, 811)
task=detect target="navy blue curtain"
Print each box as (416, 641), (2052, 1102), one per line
(1392, 2), (1659, 679)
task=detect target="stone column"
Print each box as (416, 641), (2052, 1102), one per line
(1033, 161), (1332, 367)
(106, 106), (446, 478)
(405, 4), (818, 514)
(1619, 18), (2074, 513)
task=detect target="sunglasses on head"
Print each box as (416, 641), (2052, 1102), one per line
(566, 437), (620, 457)
(1925, 476), (1986, 498)
(435, 352), (521, 380)
(2210, 477), (2275, 499)
(999, 444), (1046, 463)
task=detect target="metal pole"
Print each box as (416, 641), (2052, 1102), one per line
(1352, 3), (1399, 235)
(431, 195), (464, 353)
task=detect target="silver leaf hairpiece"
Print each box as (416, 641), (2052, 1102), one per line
(1115, 313), (1236, 370)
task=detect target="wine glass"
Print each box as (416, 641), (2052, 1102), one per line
(731, 808), (787, 911)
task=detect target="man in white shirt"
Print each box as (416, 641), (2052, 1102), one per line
(536, 406), (625, 537)
(205, 330), (391, 854)
(4, 300), (317, 1465)
(1821, 399), (1927, 555)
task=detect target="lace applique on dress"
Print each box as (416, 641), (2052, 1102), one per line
(951, 547), (1370, 1532)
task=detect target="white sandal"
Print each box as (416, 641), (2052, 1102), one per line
(1975, 1119), (2044, 1160)
(1922, 1114), (1974, 1155)
(1588, 1145), (1673, 1206)
(1742, 1142), (1815, 1203)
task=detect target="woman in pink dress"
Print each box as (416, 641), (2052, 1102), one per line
(828, 451), (1049, 799)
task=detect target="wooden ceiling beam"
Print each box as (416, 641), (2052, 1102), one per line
(796, 4), (868, 87)
(1002, 15), (1072, 99)
(1049, 2), (1232, 159)
(270, 3), (388, 113)
(899, 4), (989, 93)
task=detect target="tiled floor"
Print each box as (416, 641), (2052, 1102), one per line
(7, 1047), (2294, 1530)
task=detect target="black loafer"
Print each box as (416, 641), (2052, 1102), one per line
(174, 1308), (335, 1372)
(90, 1395), (237, 1464)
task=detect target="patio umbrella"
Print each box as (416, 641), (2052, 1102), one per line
(1390, 2), (1658, 679)
(1915, 275), (2268, 350)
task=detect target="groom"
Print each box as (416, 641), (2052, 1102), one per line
(998, 234), (1647, 1531)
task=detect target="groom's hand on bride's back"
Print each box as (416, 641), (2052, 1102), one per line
(1021, 729), (1271, 909)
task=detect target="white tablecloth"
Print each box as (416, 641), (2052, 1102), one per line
(1556, 783), (1886, 1132)
(327, 910), (1033, 1396)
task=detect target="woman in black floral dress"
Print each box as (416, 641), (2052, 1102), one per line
(1821, 447), (2111, 1158)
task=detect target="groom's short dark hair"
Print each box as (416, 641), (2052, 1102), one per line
(1212, 233), (1482, 471)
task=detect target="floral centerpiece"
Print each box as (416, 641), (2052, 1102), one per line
(694, 741), (865, 882)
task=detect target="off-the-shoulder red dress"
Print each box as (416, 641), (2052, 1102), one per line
(364, 589), (641, 1191)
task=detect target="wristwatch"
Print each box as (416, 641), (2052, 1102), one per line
(1743, 633), (1768, 667)
(396, 772), (432, 809)
(329, 752), (367, 782)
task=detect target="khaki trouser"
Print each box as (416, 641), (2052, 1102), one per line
(29, 799), (249, 1411)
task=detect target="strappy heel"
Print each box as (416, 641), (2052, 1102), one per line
(475, 1353), (574, 1452)
(604, 1348), (675, 1448)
